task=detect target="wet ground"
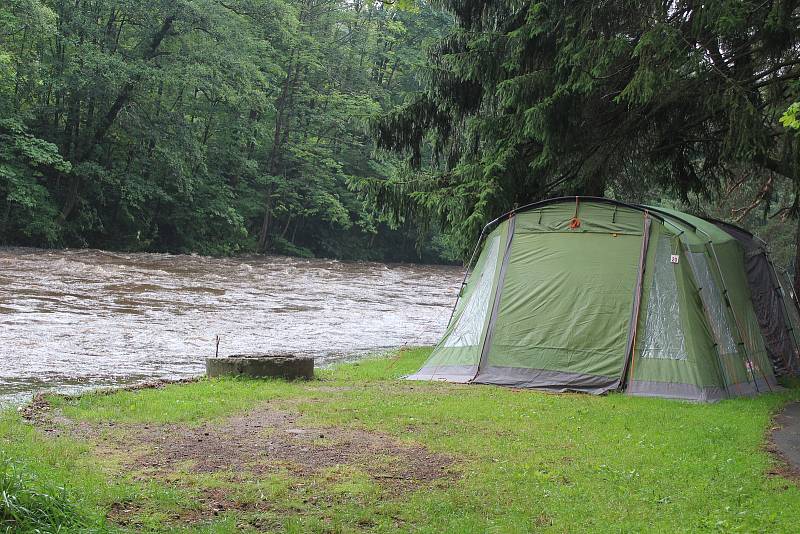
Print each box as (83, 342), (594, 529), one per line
(0, 248), (461, 405)
(771, 402), (800, 477)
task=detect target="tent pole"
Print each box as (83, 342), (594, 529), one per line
(770, 262), (800, 375)
(619, 213), (651, 390)
(697, 230), (771, 393)
(446, 228), (488, 327)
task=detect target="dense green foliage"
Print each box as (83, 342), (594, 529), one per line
(782, 102), (800, 130)
(0, 0), (455, 261)
(371, 0), (800, 259)
(5, 1), (798, 266)
(1, 348), (800, 532)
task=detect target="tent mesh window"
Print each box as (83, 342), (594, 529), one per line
(443, 235), (500, 348)
(641, 237), (688, 360)
(774, 271), (800, 374)
(743, 305), (766, 363)
(687, 251), (738, 355)
(777, 272), (800, 338)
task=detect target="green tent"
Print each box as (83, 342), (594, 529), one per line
(410, 197), (800, 401)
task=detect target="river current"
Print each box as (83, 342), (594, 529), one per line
(0, 248), (462, 405)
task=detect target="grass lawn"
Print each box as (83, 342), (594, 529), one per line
(2, 347), (800, 533)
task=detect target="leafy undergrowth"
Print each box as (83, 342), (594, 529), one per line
(1, 347), (800, 533)
(0, 453), (108, 533)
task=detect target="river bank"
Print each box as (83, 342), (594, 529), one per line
(3, 347), (800, 533)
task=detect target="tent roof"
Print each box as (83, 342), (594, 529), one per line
(643, 206), (737, 245)
(481, 197), (741, 248)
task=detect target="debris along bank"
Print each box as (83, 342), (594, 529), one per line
(411, 197), (800, 401)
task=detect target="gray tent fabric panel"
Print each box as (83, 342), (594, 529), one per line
(407, 365), (478, 383)
(474, 366), (619, 394)
(726, 377), (777, 397)
(711, 223), (799, 377)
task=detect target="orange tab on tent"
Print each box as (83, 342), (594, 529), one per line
(569, 197), (581, 228)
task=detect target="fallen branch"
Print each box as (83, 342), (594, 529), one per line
(731, 175), (774, 222)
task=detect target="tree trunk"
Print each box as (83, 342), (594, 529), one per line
(280, 215), (292, 238)
(794, 216), (800, 298)
(258, 49), (299, 250)
(257, 189), (274, 251)
(579, 170), (607, 197)
(56, 15), (176, 225)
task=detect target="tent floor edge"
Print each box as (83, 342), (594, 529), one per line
(406, 365), (477, 383)
(474, 366), (619, 395)
(627, 380), (727, 402)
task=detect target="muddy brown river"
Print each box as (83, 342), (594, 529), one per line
(0, 248), (462, 405)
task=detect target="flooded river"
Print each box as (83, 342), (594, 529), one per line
(0, 248), (462, 405)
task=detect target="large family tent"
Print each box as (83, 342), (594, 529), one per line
(409, 197), (800, 401)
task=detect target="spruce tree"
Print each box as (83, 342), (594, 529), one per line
(372, 1), (800, 263)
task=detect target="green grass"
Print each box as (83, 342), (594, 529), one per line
(2, 347), (800, 533)
(0, 452), (108, 533)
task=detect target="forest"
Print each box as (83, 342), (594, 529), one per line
(1, 0), (800, 271)
(0, 0), (453, 261)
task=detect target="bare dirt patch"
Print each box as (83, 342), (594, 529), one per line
(23, 396), (456, 526)
(765, 437), (800, 485)
(129, 405), (453, 486)
(18, 392), (57, 426)
(120, 407), (455, 525)
(106, 485), (282, 531)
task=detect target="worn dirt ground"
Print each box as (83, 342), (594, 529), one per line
(22, 394), (456, 526)
(770, 402), (800, 481)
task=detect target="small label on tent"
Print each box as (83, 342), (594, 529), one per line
(670, 254), (680, 264)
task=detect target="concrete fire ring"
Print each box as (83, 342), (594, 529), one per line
(206, 354), (314, 380)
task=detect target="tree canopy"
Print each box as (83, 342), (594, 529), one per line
(3, 1), (800, 269)
(371, 0), (800, 259)
(0, 0), (454, 261)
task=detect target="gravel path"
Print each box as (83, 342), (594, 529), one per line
(773, 402), (800, 473)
